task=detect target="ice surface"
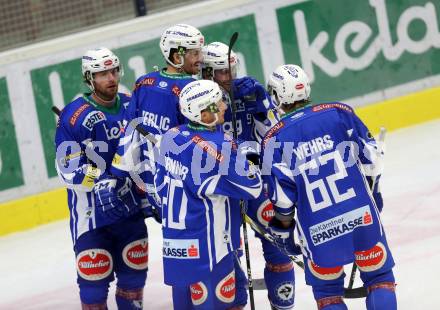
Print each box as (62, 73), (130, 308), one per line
(1, 120), (439, 309)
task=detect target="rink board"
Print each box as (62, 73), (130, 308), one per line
(1, 86), (439, 236)
(0, 0), (439, 235)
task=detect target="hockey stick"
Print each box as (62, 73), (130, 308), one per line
(226, 31), (256, 310)
(347, 127), (387, 291)
(244, 214), (304, 268)
(52, 106), (62, 116)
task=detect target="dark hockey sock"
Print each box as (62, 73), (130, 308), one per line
(366, 282), (397, 310)
(264, 261), (295, 309)
(316, 296), (347, 310)
(115, 287), (143, 310)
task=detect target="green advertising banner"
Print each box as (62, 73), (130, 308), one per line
(31, 14), (263, 177)
(0, 78), (24, 190)
(277, 0), (440, 102)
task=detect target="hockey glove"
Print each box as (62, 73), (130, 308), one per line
(233, 77), (266, 102)
(94, 176), (139, 222)
(140, 183), (162, 223)
(141, 203), (162, 224)
(238, 143), (260, 166)
(367, 175), (383, 212)
(268, 217), (301, 256)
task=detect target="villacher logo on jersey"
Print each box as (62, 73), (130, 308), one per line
(163, 238), (200, 259)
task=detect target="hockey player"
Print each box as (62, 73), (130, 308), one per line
(202, 42), (295, 310)
(262, 64), (397, 310)
(55, 48), (148, 309)
(157, 79), (262, 309)
(111, 24), (204, 197)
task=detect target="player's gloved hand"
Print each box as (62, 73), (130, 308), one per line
(140, 183), (162, 223)
(268, 217), (301, 256)
(367, 175), (383, 212)
(238, 142), (260, 166)
(233, 77), (266, 101)
(141, 202), (162, 224)
(94, 175), (139, 222)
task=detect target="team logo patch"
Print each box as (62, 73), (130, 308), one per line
(82, 110), (106, 131)
(215, 270), (236, 303)
(355, 242), (387, 272)
(275, 281), (295, 302)
(76, 249), (113, 281)
(122, 238), (149, 270)
(308, 261), (343, 280)
(190, 281), (208, 306)
(104, 59), (113, 66)
(256, 200), (275, 227)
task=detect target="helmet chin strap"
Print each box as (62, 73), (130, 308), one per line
(167, 55), (185, 70)
(199, 113), (218, 127)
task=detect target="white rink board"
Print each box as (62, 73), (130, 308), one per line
(0, 0), (439, 203)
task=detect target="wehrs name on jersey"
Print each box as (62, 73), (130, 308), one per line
(293, 135), (334, 160)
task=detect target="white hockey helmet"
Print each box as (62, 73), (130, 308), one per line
(267, 64), (311, 108)
(179, 80), (223, 127)
(159, 24), (204, 68)
(81, 47), (122, 90)
(202, 42), (238, 78)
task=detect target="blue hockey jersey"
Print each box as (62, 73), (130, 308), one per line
(156, 123), (262, 286)
(111, 70), (194, 183)
(55, 93), (141, 244)
(217, 86), (280, 251)
(261, 102), (384, 267)
(219, 86), (279, 143)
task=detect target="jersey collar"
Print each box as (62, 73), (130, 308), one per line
(83, 93), (121, 114)
(281, 102), (313, 120)
(187, 122), (216, 132)
(160, 69), (192, 79)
